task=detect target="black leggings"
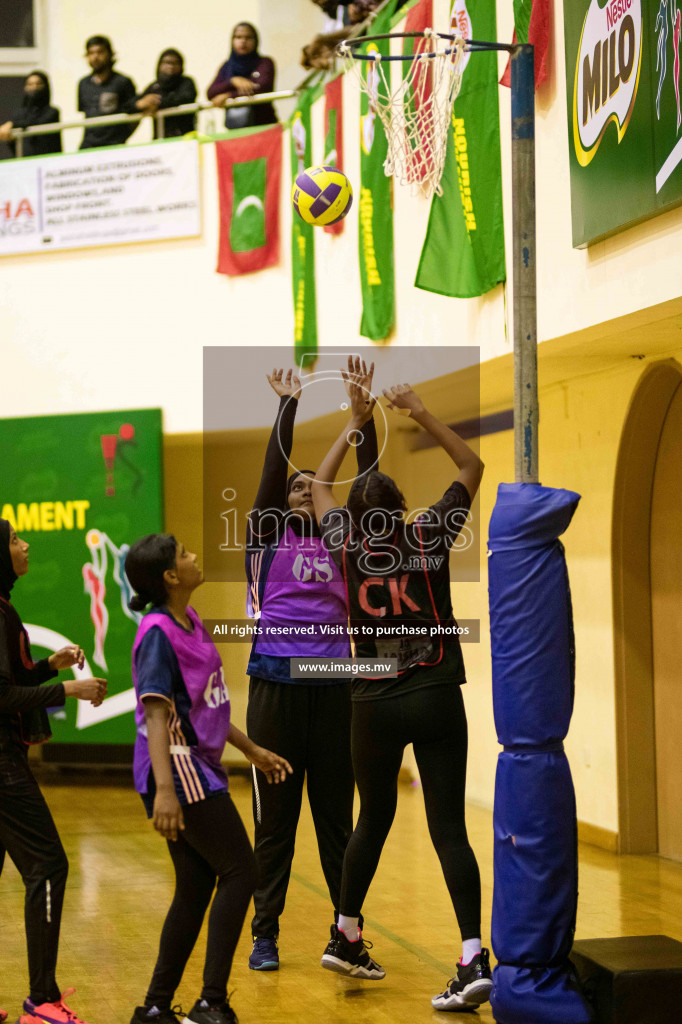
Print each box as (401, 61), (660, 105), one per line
(145, 792), (257, 1008)
(0, 740), (68, 1005)
(340, 682), (482, 940)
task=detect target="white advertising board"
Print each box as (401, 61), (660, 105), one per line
(0, 138), (201, 256)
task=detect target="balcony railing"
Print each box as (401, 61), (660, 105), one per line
(7, 1), (394, 158)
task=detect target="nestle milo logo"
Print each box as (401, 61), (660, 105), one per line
(573, 0), (643, 166)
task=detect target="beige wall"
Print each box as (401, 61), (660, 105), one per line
(4, 1), (682, 842)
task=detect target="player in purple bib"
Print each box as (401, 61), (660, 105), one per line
(244, 359), (378, 971)
(125, 534), (292, 1024)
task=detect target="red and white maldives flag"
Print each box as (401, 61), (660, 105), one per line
(500, 0), (550, 89)
(215, 124), (282, 276)
(323, 76), (345, 236)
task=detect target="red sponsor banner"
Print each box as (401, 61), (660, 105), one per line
(405, 0), (434, 36)
(323, 76), (345, 236)
(403, 0), (434, 182)
(215, 124), (282, 275)
(500, 0), (551, 89)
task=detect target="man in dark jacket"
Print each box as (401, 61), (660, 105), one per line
(78, 35), (155, 149)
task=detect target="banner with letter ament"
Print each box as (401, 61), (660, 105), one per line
(565, 0), (682, 247)
(0, 409), (163, 745)
(0, 139), (200, 257)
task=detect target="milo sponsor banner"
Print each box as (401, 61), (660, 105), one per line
(0, 409), (163, 744)
(565, 0), (682, 246)
(0, 139), (200, 257)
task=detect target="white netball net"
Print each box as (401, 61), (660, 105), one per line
(340, 30), (467, 198)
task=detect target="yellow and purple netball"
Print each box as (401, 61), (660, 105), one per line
(291, 165), (353, 226)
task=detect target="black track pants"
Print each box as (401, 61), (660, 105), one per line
(247, 678), (354, 939)
(0, 740), (68, 1005)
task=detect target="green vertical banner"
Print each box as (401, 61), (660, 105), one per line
(291, 90), (318, 366)
(323, 75), (345, 236)
(0, 409), (163, 745)
(415, 0), (506, 298)
(359, 0), (398, 342)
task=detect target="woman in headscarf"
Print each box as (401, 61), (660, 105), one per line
(207, 23), (277, 129)
(243, 360), (378, 972)
(0, 520), (107, 1024)
(137, 48), (197, 139)
(0, 71), (61, 157)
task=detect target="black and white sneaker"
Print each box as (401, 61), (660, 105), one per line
(320, 924), (386, 980)
(431, 948), (493, 1011)
(183, 999), (238, 1024)
(130, 1008), (182, 1024)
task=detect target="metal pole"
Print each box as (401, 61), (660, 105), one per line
(511, 43), (539, 484)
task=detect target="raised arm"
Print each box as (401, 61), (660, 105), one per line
(312, 380), (376, 521)
(343, 356), (379, 476)
(383, 384), (484, 502)
(251, 369), (302, 524)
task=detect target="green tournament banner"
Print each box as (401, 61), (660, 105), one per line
(359, 0), (398, 342)
(0, 409), (163, 745)
(291, 90), (318, 366)
(416, 0), (506, 298)
(565, 0), (682, 247)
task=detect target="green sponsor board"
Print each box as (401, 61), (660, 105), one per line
(0, 409), (163, 744)
(565, 0), (682, 247)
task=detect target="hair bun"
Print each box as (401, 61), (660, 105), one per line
(129, 593), (149, 612)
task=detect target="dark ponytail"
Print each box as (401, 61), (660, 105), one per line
(347, 471), (406, 534)
(125, 534), (177, 611)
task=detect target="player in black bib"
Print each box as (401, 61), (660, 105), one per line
(311, 381), (493, 1012)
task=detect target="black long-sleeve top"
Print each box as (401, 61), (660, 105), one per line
(9, 103), (62, 157)
(138, 75), (197, 138)
(0, 596), (64, 746)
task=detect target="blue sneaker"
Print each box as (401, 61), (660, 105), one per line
(249, 936), (279, 971)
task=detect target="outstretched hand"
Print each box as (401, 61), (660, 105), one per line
(348, 379), (376, 425)
(267, 368), (302, 400)
(341, 355), (374, 407)
(383, 383), (425, 416)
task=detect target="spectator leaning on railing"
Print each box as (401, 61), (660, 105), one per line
(138, 49), (197, 139)
(78, 35), (161, 150)
(0, 72), (61, 157)
(207, 23), (277, 130)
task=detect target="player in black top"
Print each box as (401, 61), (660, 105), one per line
(0, 519), (107, 1024)
(312, 381), (493, 1012)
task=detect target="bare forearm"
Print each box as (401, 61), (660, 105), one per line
(146, 706), (175, 791)
(227, 722), (257, 758)
(411, 407), (483, 471)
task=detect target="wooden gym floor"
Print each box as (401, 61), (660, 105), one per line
(1, 770), (682, 1024)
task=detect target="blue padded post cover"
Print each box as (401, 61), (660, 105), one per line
(488, 483), (591, 1024)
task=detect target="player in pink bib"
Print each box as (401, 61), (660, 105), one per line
(125, 534), (292, 1024)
